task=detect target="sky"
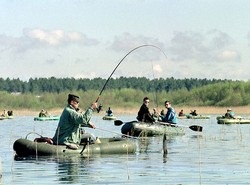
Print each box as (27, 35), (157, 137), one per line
(0, 0), (250, 81)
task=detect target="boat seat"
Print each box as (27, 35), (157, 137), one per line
(34, 137), (53, 144)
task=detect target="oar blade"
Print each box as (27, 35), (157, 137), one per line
(189, 125), (203, 132)
(114, 120), (123, 126)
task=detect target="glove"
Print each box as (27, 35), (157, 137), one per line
(96, 104), (103, 113)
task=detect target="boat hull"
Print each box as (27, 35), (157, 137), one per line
(185, 115), (210, 119)
(102, 115), (117, 120)
(34, 116), (60, 121)
(0, 116), (14, 120)
(13, 137), (136, 158)
(217, 118), (250, 124)
(121, 121), (185, 137)
(216, 116), (250, 124)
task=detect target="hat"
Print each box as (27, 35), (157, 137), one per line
(227, 108), (232, 111)
(68, 94), (79, 103)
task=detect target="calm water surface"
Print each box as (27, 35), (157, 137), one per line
(1, 114), (250, 184)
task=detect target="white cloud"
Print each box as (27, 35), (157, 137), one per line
(217, 50), (240, 61)
(24, 28), (99, 46)
(153, 64), (162, 74)
(27, 29), (64, 45)
(109, 32), (166, 62)
(168, 30), (240, 63)
(0, 28), (99, 54)
(110, 32), (164, 51)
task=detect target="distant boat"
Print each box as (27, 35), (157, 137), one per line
(34, 116), (60, 121)
(217, 116), (250, 124)
(0, 110), (14, 120)
(102, 115), (117, 120)
(179, 114), (210, 119)
(0, 115), (14, 120)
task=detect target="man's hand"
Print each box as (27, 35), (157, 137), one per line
(89, 122), (96, 129)
(91, 102), (98, 110)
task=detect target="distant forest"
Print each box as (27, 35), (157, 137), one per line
(0, 77), (230, 93)
(0, 77), (249, 110)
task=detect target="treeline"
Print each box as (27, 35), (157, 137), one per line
(0, 77), (249, 110)
(0, 76), (230, 93)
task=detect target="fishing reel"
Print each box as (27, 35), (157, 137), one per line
(96, 103), (103, 113)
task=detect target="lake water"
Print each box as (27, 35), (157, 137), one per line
(1, 114), (250, 185)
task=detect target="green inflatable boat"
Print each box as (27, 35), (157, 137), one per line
(13, 137), (136, 158)
(217, 116), (250, 124)
(102, 115), (117, 120)
(34, 116), (60, 121)
(118, 120), (185, 137)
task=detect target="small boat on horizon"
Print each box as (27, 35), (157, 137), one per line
(178, 114), (210, 119)
(0, 115), (14, 120)
(102, 114), (117, 120)
(34, 116), (60, 121)
(217, 116), (250, 124)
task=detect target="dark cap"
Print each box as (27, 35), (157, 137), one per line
(68, 94), (79, 103)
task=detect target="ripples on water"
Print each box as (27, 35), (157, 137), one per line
(1, 115), (250, 184)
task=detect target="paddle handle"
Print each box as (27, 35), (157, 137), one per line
(156, 121), (202, 132)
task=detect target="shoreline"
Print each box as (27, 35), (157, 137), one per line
(7, 106), (250, 116)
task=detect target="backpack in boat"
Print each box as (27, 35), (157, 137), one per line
(34, 137), (53, 144)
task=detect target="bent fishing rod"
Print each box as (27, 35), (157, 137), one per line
(95, 44), (167, 104)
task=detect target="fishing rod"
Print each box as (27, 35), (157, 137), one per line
(95, 44), (167, 108)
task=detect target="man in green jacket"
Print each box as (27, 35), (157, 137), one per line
(52, 94), (98, 149)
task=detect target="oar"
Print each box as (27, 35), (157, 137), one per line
(114, 120), (138, 126)
(157, 121), (203, 132)
(114, 120), (203, 132)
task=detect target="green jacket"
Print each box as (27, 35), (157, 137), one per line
(52, 104), (94, 145)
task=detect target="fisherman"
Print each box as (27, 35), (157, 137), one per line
(224, 108), (235, 119)
(190, 110), (198, 116)
(137, 97), (155, 123)
(39, 109), (47, 117)
(162, 100), (178, 124)
(52, 94), (98, 149)
(106, 107), (113, 116)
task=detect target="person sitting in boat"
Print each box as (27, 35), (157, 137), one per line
(1, 110), (8, 117)
(162, 100), (178, 124)
(137, 97), (155, 123)
(178, 109), (185, 117)
(52, 94), (98, 149)
(106, 107), (113, 116)
(7, 110), (13, 116)
(39, 109), (50, 117)
(190, 110), (198, 116)
(158, 109), (165, 121)
(224, 108), (235, 119)
(152, 108), (160, 121)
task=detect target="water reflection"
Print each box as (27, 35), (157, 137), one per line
(190, 134), (203, 139)
(56, 156), (90, 184)
(137, 137), (150, 153)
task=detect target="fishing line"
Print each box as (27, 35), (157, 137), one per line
(95, 127), (140, 139)
(151, 61), (159, 108)
(95, 44), (167, 103)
